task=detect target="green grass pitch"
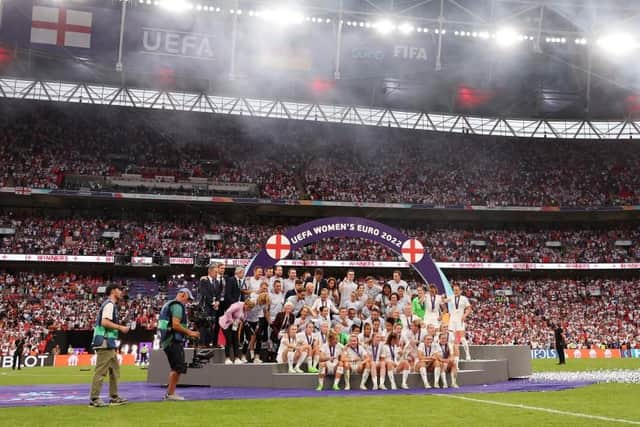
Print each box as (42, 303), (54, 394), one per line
(1, 359), (638, 426)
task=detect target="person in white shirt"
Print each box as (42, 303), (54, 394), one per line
(416, 334), (439, 389)
(397, 286), (411, 312)
(358, 322), (374, 346)
(399, 304), (417, 331)
(364, 276), (382, 300)
(315, 321), (331, 349)
(277, 324), (307, 373)
(343, 334), (371, 390)
(424, 284), (445, 327)
(316, 332), (345, 391)
(311, 288), (338, 316)
(332, 307), (353, 331)
(243, 266), (264, 297)
(269, 266), (284, 291)
(338, 270), (357, 308)
(432, 332), (459, 388)
(368, 333), (386, 390)
(382, 332), (411, 390)
(314, 306), (333, 330)
(282, 268), (297, 295)
(303, 282), (318, 307)
(444, 284), (472, 361)
(387, 270), (408, 294)
(296, 322), (320, 373)
(268, 280), (285, 321)
(294, 305), (313, 331)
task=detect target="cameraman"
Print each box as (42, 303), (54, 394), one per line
(158, 288), (200, 401)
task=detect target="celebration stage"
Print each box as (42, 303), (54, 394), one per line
(146, 345), (531, 389)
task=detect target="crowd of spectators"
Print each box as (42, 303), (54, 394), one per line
(1, 214), (639, 263)
(2, 101), (640, 206)
(1, 270), (638, 356)
(0, 271), (162, 357)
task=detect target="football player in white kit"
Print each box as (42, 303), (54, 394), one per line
(368, 333), (386, 390)
(343, 334), (371, 390)
(277, 324), (307, 373)
(416, 334), (439, 389)
(316, 332), (345, 391)
(445, 284), (472, 361)
(432, 332), (459, 388)
(296, 322), (320, 373)
(382, 333), (411, 390)
(404, 318), (426, 369)
(424, 284), (444, 328)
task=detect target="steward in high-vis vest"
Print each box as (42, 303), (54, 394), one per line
(159, 287), (199, 401)
(89, 283), (130, 408)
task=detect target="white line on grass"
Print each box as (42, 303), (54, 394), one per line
(437, 394), (640, 425)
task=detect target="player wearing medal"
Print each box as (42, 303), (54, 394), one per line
(444, 284), (472, 361)
(404, 318), (425, 369)
(416, 334), (439, 389)
(432, 332), (459, 388)
(369, 333), (386, 390)
(343, 334), (371, 390)
(424, 284), (444, 328)
(316, 332), (345, 391)
(277, 324), (307, 373)
(296, 322), (319, 373)
(382, 333), (411, 390)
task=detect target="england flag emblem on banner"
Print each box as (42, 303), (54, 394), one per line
(30, 6), (92, 48)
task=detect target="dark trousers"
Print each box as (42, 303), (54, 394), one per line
(224, 326), (240, 360)
(12, 353), (21, 370)
(556, 345), (565, 364)
(212, 311), (222, 346)
(199, 324), (213, 347)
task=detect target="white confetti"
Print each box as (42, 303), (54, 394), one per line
(530, 370), (640, 384)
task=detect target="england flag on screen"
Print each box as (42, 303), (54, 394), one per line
(30, 6), (92, 48)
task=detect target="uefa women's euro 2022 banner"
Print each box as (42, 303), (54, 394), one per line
(245, 217), (453, 295)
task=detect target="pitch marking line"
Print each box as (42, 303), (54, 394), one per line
(437, 394), (640, 425)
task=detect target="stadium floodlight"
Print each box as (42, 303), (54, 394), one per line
(260, 8), (304, 25)
(398, 22), (414, 35)
(596, 33), (638, 56)
(375, 19), (395, 35)
(159, 0), (191, 12)
(495, 27), (519, 47)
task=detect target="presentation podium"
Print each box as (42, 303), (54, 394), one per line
(147, 345), (531, 389)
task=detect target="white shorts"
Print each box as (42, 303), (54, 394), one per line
(449, 319), (465, 332)
(350, 362), (363, 372)
(326, 360), (339, 375)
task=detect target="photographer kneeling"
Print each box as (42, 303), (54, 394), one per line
(158, 288), (200, 401)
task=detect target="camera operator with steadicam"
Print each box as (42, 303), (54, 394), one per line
(197, 263), (224, 347)
(158, 288), (200, 401)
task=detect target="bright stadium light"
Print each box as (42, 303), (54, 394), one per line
(159, 0), (191, 12)
(597, 33), (638, 56)
(375, 19), (395, 35)
(260, 8), (305, 25)
(398, 22), (414, 35)
(495, 27), (519, 47)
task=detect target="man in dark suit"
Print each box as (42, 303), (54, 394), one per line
(221, 267), (244, 311)
(305, 268), (328, 296)
(553, 321), (566, 365)
(12, 337), (24, 370)
(198, 263), (223, 347)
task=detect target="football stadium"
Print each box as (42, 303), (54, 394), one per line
(0, 0), (639, 425)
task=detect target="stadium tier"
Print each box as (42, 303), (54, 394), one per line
(1, 214), (640, 263)
(2, 101), (640, 208)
